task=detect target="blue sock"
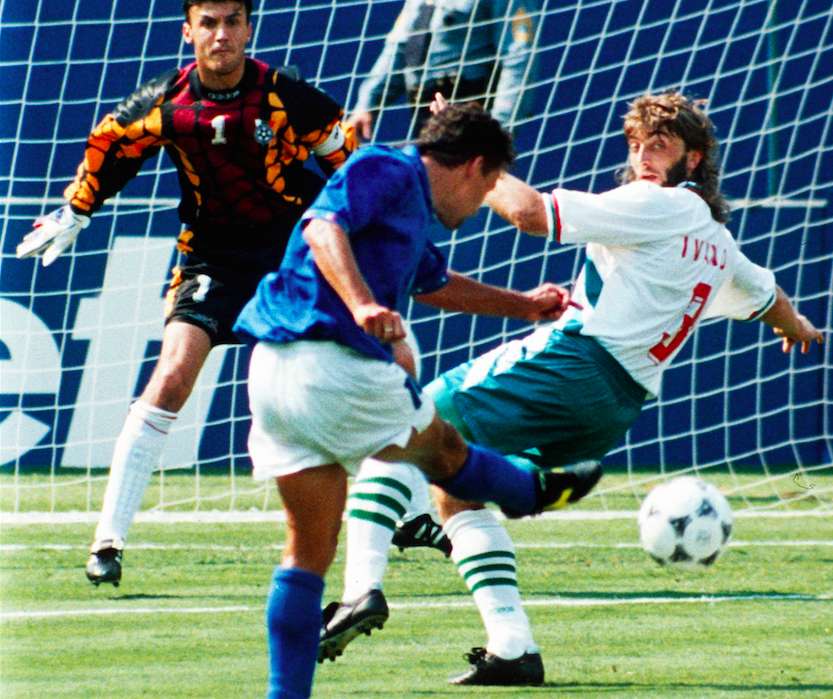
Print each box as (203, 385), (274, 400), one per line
(266, 566), (325, 699)
(433, 444), (537, 515)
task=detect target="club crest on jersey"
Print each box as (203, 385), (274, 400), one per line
(254, 119), (274, 145)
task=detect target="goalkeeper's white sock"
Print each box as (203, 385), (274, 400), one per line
(93, 400), (177, 545)
(446, 508), (538, 659)
(342, 459), (417, 602)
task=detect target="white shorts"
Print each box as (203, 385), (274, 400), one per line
(247, 341), (435, 479)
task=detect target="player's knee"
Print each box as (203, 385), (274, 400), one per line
(142, 364), (194, 410)
(425, 376), (471, 439)
(427, 420), (468, 480)
(434, 486), (482, 521)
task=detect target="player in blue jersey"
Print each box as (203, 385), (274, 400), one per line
(233, 102), (591, 699)
(322, 92), (824, 687)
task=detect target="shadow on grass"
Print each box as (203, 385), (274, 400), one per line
(96, 593), (186, 601)
(91, 592), (263, 605)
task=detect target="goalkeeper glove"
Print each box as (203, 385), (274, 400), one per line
(16, 204), (91, 267)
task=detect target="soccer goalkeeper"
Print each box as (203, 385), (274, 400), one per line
(16, 0), (357, 587)
(321, 91), (824, 686)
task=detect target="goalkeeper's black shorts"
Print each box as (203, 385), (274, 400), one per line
(164, 262), (261, 346)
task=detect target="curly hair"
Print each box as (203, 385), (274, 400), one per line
(619, 92), (730, 223)
(416, 102), (515, 174)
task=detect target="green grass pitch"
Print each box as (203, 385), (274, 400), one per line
(2, 511), (832, 697)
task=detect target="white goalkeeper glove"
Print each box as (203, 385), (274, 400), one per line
(16, 204), (91, 267)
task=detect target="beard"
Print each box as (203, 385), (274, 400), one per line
(664, 155), (690, 187)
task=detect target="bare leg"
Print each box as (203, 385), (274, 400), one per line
(267, 464), (346, 698)
(277, 464), (347, 575)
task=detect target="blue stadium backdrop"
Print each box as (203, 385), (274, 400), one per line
(1, 0), (831, 475)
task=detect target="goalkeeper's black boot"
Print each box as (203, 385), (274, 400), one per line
(85, 539), (123, 587)
(501, 461), (603, 518)
(449, 647), (545, 686)
(318, 589), (389, 663)
(391, 513), (452, 557)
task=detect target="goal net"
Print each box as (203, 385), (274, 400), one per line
(1, 0), (831, 517)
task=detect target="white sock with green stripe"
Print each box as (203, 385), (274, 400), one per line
(402, 468), (433, 521)
(343, 459), (416, 602)
(446, 508), (537, 659)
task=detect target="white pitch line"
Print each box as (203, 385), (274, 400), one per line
(2, 509), (831, 526)
(392, 593), (833, 610)
(0, 543), (284, 552)
(3, 592), (829, 622)
(0, 606), (253, 621)
(2, 539), (833, 553)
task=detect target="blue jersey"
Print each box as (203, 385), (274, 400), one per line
(234, 144), (449, 362)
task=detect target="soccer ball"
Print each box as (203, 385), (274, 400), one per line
(638, 476), (733, 566)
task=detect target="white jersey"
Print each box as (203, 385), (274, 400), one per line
(543, 180), (776, 396)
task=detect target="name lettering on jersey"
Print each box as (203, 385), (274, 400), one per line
(681, 235), (726, 270)
(254, 118), (274, 146)
(205, 88), (241, 102)
(210, 115), (227, 144)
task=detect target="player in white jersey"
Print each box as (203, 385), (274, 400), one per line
(536, 179), (776, 396)
(321, 92), (824, 686)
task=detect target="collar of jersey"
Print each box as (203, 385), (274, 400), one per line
(189, 58), (257, 103)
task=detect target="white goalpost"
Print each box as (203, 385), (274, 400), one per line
(1, 0), (831, 518)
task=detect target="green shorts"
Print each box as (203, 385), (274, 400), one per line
(425, 328), (647, 469)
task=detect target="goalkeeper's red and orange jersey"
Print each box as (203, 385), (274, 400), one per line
(65, 58), (356, 273)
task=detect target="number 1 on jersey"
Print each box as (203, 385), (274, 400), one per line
(210, 115), (227, 144)
(649, 282), (713, 364)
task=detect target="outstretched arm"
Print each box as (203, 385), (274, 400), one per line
(430, 92), (550, 237)
(415, 270), (572, 322)
(17, 111), (160, 266)
(18, 71), (175, 266)
(761, 286), (824, 353)
(485, 172), (550, 236)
